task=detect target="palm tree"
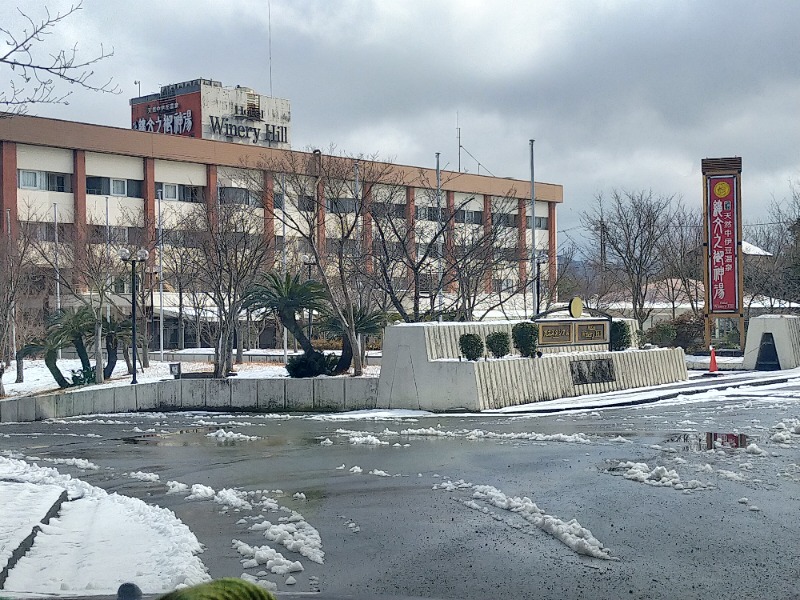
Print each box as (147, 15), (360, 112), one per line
(318, 305), (388, 374)
(87, 317), (132, 379)
(47, 307), (96, 373)
(243, 273), (328, 355)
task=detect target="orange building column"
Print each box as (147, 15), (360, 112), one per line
(362, 183), (373, 273)
(143, 157), (156, 250)
(206, 164), (218, 228)
(404, 187), (416, 282)
(0, 141), (17, 240)
(483, 194), (493, 293)
(262, 171), (275, 266)
(548, 201), (557, 290)
(517, 198), (528, 284)
(315, 179), (326, 260)
(72, 150), (87, 289)
(445, 190), (456, 292)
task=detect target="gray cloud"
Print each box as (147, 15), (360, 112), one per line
(14, 0), (800, 238)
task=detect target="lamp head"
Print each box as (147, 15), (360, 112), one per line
(136, 248), (150, 262)
(118, 247), (131, 261)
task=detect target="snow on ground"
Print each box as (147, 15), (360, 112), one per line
(206, 429), (261, 442)
(434, 479), (617, 561)
(0, 482), (65, 573)
(0, 457), (209, 595)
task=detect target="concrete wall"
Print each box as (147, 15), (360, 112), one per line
(743, 315), (800, 370)
(378, 322), (686, 412)
(420, 320), (615, 361)
(0, 377), (379, 423)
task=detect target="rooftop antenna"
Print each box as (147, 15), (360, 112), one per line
(457, 112), (461, 173)
(268, 0), (273, 96)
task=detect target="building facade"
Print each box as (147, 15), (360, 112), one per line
(0, 114), (561, 334)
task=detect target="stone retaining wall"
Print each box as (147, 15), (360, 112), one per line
(0, 377), (379, 423)
(378, 322), (687, 412)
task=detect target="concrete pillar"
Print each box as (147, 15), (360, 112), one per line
(206, 164), (218, 227)
(143, 157), (156, 258)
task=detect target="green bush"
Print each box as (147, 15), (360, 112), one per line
(610, 321), (632, 351)
(459, 333), (484, 361)
(512, 322), (538, 357)
(485, 331), (511, 358)
(644, 322), (677, 347)
(70, 366), (96, 386)
(672, 313), (705, 353)
(286, 351), (338, 378)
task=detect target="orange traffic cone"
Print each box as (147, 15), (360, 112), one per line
(709, 345), (718, 374)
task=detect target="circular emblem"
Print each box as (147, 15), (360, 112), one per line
(713, 181), (731, 198)
(568, 297), (583, 319)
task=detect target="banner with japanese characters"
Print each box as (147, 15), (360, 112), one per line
(706, 175), (740, 313)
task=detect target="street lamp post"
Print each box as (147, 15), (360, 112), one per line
(302, 254), (315, 341)
(119, 247), (149, 384)
(535, 253), (547, 316)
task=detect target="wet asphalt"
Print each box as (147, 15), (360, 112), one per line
(1, 385), (799, 600)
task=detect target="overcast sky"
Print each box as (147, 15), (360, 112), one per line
(8, 0), (800, 245)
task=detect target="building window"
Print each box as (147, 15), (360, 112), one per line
(274, 193), (284, 210)
(18, 170), (72, 192)
(219, 186), (260, 206)
(298, 195), (315, 212)
(86, 176), (108, 195)
(157, 182), (177, 200)
(535, 216), (549, 230)
(47, 173), (70, 192)
(111, 179), (127, 196)
(19, 170), (40, 189)
(493, 278), (516, 293)
(179, 185), (203, 203)
(326, 198), (357, 214)
(456, 209), (484, 225)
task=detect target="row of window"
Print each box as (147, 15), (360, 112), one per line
(17, 170), (550, 230)
(156, 182), (204, 203)
(18, 170), (72, 193)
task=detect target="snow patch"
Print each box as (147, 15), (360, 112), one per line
(126, 471), (160, 482)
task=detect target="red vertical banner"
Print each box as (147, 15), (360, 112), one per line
(707, 176), (739, 313)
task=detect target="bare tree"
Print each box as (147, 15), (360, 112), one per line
(1, 1), (118, 115)
(657, 202), (703, 317)
(253, 148), (395, 376)
(582, 190), (676, 329)
(0, 220), (38, 396)
(23, 204), (127, 383)
(179, 197), (274, 377)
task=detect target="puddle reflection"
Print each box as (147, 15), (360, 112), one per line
(664, 432), (749, 452)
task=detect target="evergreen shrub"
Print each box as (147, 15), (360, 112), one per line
(459, 333), (484, 361)
(512, 322), (538, 357)
(485, 331), (511, 358)
(610, 321), (632, 351)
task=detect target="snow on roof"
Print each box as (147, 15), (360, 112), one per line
(742, 240), (772, 256)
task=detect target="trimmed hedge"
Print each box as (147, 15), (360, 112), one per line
(459, 333), (484, 361)
(512, 322), (538, 357)
(610, 320), (632, 351)
(485, 331), (511, 358)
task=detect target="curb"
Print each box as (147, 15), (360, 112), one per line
(0, 489), (69, 589)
